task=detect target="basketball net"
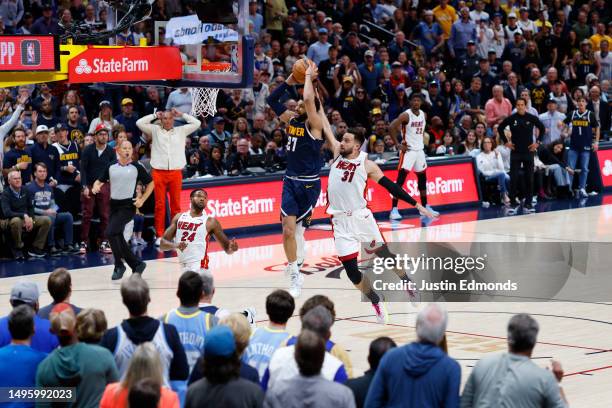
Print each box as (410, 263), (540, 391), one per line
(190, 62), (232, 117)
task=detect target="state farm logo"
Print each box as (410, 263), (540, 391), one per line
(603, 160), (612, 177)
(405, 177), (465, 196)
(74, 57), (149, 74)
(75, 59), (92, 74)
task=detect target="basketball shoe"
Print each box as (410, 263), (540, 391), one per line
(372, 300), (389, 324)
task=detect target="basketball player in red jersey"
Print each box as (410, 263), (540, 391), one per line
(160, 189), (238, 273)
(322, 103), (434, 322)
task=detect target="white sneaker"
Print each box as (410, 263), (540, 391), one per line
(372, 301), (389, 324)
(154, 237), (161, 246)
(287, 263), (304, 298)
(425, 205), (440, 217)
(243, 307), (257, 330)
(389, 208), (402, 220)
(579, 188), (588, 198)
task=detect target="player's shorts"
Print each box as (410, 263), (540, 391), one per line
(180, 261), (210, 275)
(281, 177), (321, 224)
(399, 149), (427, 172)
(331, 208), (385, 260)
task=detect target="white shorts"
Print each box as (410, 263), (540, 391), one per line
(400, 150), (427, 172)
(331, 209), (385, 260)
(180, 261), (210, 275)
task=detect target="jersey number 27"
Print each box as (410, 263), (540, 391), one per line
(287, 136), (298, 152)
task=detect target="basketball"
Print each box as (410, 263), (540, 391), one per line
(292, 59), (309, 84)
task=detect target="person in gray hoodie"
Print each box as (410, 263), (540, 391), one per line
(364, 303), (461, 408)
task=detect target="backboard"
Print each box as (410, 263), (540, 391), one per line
(150, 0), (254, 89)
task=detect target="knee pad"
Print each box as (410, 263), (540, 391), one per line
(342, 258), (362, 285)
(417, 171), (427, 191)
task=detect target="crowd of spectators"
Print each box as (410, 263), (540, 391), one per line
(0, 267), (570, 407)
(0, 0), (610, 258)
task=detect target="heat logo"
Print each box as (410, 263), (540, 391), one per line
(75, 59), (92, 74)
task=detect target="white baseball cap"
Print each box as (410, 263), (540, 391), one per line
(35, 125), (49, 134)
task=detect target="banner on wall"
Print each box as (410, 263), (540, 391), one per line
(182, 161), (479, 230)
(165, 15), (239, 45)
(597, 148), (612, 188)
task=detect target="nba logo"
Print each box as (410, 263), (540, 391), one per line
(26, 43), (35, 64)
(21, 40), (40, 66)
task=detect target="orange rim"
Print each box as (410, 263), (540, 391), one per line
(201, 62), (232, 72)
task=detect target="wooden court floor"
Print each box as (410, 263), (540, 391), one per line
(1, 205), (611, 407)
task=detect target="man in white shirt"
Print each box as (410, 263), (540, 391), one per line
(136, 109), (201, 245)
(517, 7), (536, 37)
(539, 99), (566, 145)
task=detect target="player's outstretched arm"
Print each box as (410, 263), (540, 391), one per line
(303, 62), (323, 139)
(207, 217), (238, 255)
(160, 213), (185, 252)
(266, 74), (298, 123)
(389, 112), (409, 147)
(365, 159), (435, 218)
(317, 95), (340, 157)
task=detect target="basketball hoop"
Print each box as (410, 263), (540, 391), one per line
(190, 62), (232, 117)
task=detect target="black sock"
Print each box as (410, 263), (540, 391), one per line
(366, 289), (380, 304)
(420, 190), (427, 206)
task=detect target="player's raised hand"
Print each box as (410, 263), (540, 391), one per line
(228, 238), (238, 254)
(17, 94), (28, 106)
(305, 61), (318, 80)
(286, 73), (298, 85)
(416, 203), (437, 219)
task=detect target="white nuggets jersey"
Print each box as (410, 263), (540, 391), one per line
(402, 109), (426, 151)
(176, 211), (210, 271)
(327, 151), (368, 214)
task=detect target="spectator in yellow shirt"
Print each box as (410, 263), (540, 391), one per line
(433, 0), (457, 39)
(590, 23), (612, 52)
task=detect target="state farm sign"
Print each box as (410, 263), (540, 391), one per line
(596, 148), (612, 188)
(68, 46), (182, 83)
(181, 161), (480, 230)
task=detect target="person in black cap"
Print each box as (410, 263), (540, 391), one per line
(185, 326), (264, 408)
(30, 4), (60, 35)
(474, 56), (498, 101)
(460, 40), (480, 84)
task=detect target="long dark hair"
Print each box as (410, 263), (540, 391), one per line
(201, 352), (241, 385)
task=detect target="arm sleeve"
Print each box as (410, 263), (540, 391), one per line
(97, 162), (111, 183)
(533, 115), (546, 141)
(498, 115), (511, 143)
(266, 82), (290, 117)
(0, 105), (23, 141)
(135, 162), (153, 185)
(181, 113), (202, 136)
(164, 323), (190, 381)
(136, 114), (158, 135)
(444, 361), (462, 408)
(1, 192), (21, 219)
(333, 365), (348, 384)
(378, 176), (417, 206)
(79, 147), (89, 187)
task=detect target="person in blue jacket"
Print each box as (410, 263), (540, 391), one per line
(364, 303), (461, 408)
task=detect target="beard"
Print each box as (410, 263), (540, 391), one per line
(191, 202), (205, 212)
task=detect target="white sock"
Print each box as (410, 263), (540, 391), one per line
(295, 223), (306, 262)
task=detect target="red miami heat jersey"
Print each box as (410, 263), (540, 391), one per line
(327, 151), (368, 214)
(402, 109), (426, 151)
(175, 211), (210, 270)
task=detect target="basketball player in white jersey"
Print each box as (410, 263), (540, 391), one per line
(389, 93), (440, 220)
(160, 189), (238, 272)
(325, 124), (434, 323)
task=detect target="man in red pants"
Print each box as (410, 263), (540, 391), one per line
(136, 108), (201, 245)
